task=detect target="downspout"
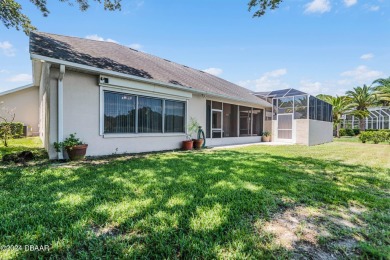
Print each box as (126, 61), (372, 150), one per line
(57, 65), (65, 159)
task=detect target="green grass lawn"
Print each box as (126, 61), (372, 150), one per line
(0, 139), (389, 259)
(0, 137), (47, 161)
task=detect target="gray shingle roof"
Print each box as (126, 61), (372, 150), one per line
(30, 32), (267, 105)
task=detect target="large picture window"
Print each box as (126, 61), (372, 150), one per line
(103, 91), (185, 134)
(104, 92), (136, 133)
(165, 100), (185, 133)
(138, 96), (163, 133)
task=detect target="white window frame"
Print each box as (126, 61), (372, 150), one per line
(100, 86), (187, 138)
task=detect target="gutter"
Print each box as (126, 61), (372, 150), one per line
(30, 54), (272, 108)
(57, 64), (65, 159)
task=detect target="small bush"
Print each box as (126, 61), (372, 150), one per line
(353, 128), (360, 136)
(0, 122), (24, 138)
(345, 129), (355, 136)
(365, 129), (390, 133)
(359, 130), (390, 144)
(339, 128), (347, 137)
(359, 132), (369, 143)
(339, 128), (356, 137)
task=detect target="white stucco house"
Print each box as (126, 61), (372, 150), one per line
(0, 84), (39, 136)
(0, 32), (333, 159)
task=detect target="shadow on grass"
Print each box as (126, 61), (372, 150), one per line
(0, 149), (388, 258)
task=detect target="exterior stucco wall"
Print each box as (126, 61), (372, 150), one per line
(44, 69), (270, 159)
(263, 120), (272, 133)
(308, 120), (333, 146)
(0, 86), (39, 134)
(295, 119), (309, 145)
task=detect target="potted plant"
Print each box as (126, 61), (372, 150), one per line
(193, 126), (206, 149)
(262, 131), (271, 142)
(182, 117), (202, 150)
(54, 133), (88, 161)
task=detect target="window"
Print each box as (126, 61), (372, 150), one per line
(165, 100), (185, 133)
(138, 96), (163, 133)
(104, 91), (136, 133)
(103, 91), (185, 134)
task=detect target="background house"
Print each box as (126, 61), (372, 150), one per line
(0, 84), (39, 136)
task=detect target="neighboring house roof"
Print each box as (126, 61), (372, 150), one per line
(254, 88), (307, 98)
(0, 84), (35, 97)
(30, 32), (269, 106)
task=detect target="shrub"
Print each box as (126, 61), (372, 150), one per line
(345, 128), (355, 136)
(365, 129), (390, 133)
(360, 130), (389, 144)
(339, 128), (356, 137)
(0, 122), (24, 138)
(352, 128), (360, 136)
(339, 128), (347, 137)
(359, 131), (369, 143)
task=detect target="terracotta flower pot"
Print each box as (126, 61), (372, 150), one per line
(182, 140), (193, 150)
(262, 136), (271, 142)
(193, 139), (204, 149)
(66, 144), (88, 161)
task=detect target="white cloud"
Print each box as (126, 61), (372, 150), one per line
(6, 74), (32, 82)
(0, 69), (10, 74)
(202, 68), (223, 76)
(344, 0), (357, 7)
(360, 53), (374, 60)
(128, 43), (143, 50)
(0, 41), (16, 57)
(238, 68), (289, 92)
(339, 65), (382, 86)
(85, 34), (118, 43)
(368, 5), (380, 11)
(299, 80), (329, 95)
(304, 0), (331, 14)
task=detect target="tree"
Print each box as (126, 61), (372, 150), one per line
(372, 77), (390, 106)
(248, 0), (283, 17)
(317, 94), (353, 138)
(0, 102), (16, 147)
(0, 0), (122, 35)
(346, 85), (377, 131)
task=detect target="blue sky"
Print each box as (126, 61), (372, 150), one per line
(0, 0), (389, 95)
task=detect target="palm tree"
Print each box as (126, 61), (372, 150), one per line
(317, 94), (353, 137)
(346, 85), (377, 131)
(373, 77), (390, 106)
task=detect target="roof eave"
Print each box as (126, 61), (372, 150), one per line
(30, 53), (272, 108)
(0, 83), (35, 96)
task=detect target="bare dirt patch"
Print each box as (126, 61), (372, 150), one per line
(91, 224), (121, 238)
(258, 205), (364, 258)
